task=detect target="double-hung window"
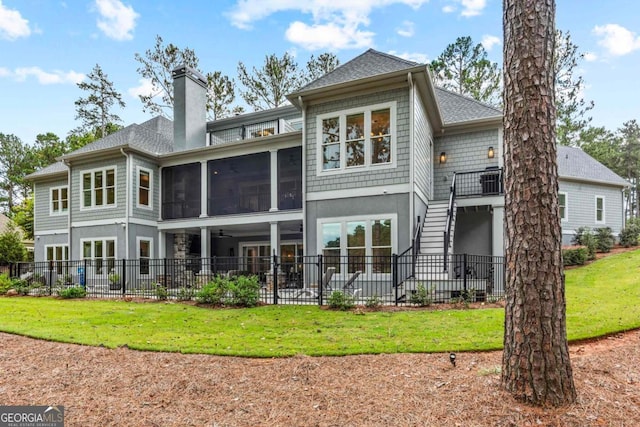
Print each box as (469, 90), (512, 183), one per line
(138, 167), (152, 209)
(50, 186), (68, 214)
(320, 216), (394, 274)
(82, 238), (116, 275)
(558, 192), (568, 221)
(46, 245), (69, 274)
(82, 167), (116, 209)
(138, 238), (152, 275)
(595, 196), (605, 224)
(318, 102), (396, 173)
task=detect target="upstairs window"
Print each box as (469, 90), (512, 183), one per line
(138, 167), (152, 209)
(558, 192), (568, 221)
(82, 167), (116, 209)
(595, 196), (605, 223)
(50, 186), (68, 214)
(318, 102), (396, 173)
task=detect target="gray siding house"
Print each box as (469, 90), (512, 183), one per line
(28, 50), (627, 292)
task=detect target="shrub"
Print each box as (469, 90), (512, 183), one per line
(619, 218), (640, 247)
(573, 227), (596, 260)
(227, 275), (260, 307)
(0, 273), (13, 295)
(176, 286), (195, 301)
(327, 290), (355, 310)
(57, 286), (86, 299)
(12, 279), (32, 296)
(409, 283), (432, 307)
(196, 277), (230, 305)
(364, 294), (382, 309)
(595, 227), (614, 253)
(154, 283), (168, 300)
(563, 247), (588, 266)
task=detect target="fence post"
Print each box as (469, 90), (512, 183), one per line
(272, 253), (279, 305)
(48, 261), (53, 296)
(121, 259), (127, 296)
(463, 253), (468, 295)
(393, 253), (399, 306)
(317, 254), (323, 306)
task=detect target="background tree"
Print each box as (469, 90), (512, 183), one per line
(75, 64), (125, 139)
(305, 53), (340, 84)
(135, 35), (200, 117)
(206, 71), (237, 120)
(237, 52), (304, 110)
(11, 197), (33, 240)
(430, 36), (501, 105)
(32, 133), (69, 169)
(502, 0), (576, 406)
(618, 120), (640, 217)
(0, 133), (33, 213)
(0, 222), (27, 264)
(555, 30), (594, 146)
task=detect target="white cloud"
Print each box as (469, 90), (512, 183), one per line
(481, 34), (501, 51)
(387, 50), (429, 64)
(460, 0), (486, 17)
(226, 1), (428, 50)
(584, 52), (598, 62)
(94, 0), (139, 41)
(0, 0), (31, 40)
(442, 5), (456, 13)
(128, 78), (156, 99)
(0, 67), (84, 84)
(593, 24), (640, 56)
(397, 20), (415, 38)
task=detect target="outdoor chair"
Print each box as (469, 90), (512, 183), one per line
(290, 266), (335, 298)
(325, 270), (362, 298)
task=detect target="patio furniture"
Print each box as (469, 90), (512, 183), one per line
(290, 266), (335, 298)
(325, 270), (362, 298)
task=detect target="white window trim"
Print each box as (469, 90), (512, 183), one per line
(595, 195), (605, 224)
(316, 101), (397, 176)
(558, 191), (568, 222)
(49, 186), (69, 216)
(79, 166), (118, 210)
(317, 214), (397, 276)
(136, 236), (153, 275)
(136, 166), (153, 210)
(80, 237), (118, 275)
(45, 244), (69, 261)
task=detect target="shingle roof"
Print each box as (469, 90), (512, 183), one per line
(25, 161), (68, 180)
(298, 49), (420, 92)
(434, 88), (502, 124)
(557, 145), (628, 187)
(69, 116), (173, 157)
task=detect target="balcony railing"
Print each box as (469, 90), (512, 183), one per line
(211, 119), (298, 145)
(455, 167), (503, 198)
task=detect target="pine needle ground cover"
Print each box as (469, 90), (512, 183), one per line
(0, 249), (638, 357)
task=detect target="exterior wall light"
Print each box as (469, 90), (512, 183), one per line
(488, 146), (495, 159)
(439, 152), (447, 164)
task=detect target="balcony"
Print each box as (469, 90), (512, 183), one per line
(210, 118), (298, 145)
(456, 167), (504, 198)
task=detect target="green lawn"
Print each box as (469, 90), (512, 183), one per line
(0, 250), (638, 357)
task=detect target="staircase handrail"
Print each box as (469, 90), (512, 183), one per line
(443, 173), (457, 271)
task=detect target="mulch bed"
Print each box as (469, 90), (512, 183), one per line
(1, 329), (639, 426)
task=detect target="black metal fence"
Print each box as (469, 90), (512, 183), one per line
(8, 253), (504, 305)
(456, 168), (503, 198)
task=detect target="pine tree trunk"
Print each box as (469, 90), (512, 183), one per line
(502, 0), (577, 406)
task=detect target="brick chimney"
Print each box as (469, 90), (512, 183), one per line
(172, 65), (207, 151)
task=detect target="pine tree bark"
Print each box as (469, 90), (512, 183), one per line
(502, 0), (577, 406)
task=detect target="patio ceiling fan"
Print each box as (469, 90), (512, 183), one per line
(215, 229), (233, 238)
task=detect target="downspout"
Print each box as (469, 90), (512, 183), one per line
(408, 72), (415, 246)
(120, 148), (130, 260)
(62, 159), (72, 258)
(299, 95), (306, 255)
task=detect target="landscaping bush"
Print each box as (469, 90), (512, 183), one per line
(196, 276), (230, 305)
(176, 286), (195, 301)
(563, 247), (588, 266)
(595, 227), (614, 253)
(12, 279), (32, 296)
(57, 286), (87, 299)
(154, 283), (168, 300)
(573, 227), (596, 259)
(409, 283), (433, 307)
(327, 290), (355, 310)
(619, 218), (640, 247)
(0, 273), (13, 295)
(227, 275), (260, 307)
(364, 294), (382, 309)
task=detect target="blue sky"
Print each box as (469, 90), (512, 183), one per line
(1, 0), (639, 145)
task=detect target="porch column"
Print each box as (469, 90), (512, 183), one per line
(200, 160), (208, 218)
(158, 231), (166, 258)
(270, 149), (278, 212)
(492, 205), (504, 257)
(200, 227), (210, 273)
(270, 222), (280, 257)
